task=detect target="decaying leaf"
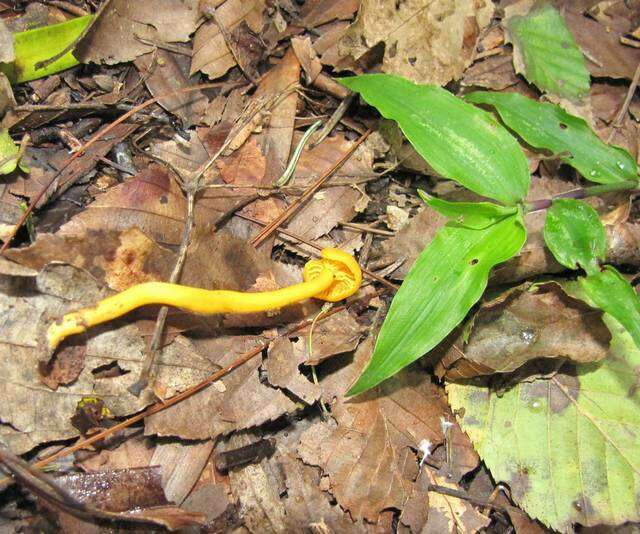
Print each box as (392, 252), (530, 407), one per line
(436, 283), (611, 380)
(191, 0), (266, 80)
(448, 314), (640, 530)
(145, 335), (297, 440)
(338, 0), (494, 85)
(297, 337), (474, 523)
(74, 0), (200, 64)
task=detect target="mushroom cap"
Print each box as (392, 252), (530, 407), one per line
(303, 248), (363, 302)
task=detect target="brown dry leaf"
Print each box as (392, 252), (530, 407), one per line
(4, 228), (175, 292)
(135, 50), (208, 128)
(145, 335), (298, 440)
(297, 0), (361, 29)
(461, 53), (520, 91)
(418, 470), (490, 534)
(191, 0), (266, 79)
(253, 49), (300, 184)
(284, 133), (374, 240)
(79, 437), (156, 472)
(223, 424), (369, 533)
(0, 19), (13, 63)
(150, 440), (217, 504)
(565, 7), (640, 80)
(57, 164), (249, 247)
(75, 0), (200, 65)
(338, 0), (494, 85)
(436, 283), (612, 381)
(0, 263), (215, 454)
(53, 466), (205, 531)
(265, 337), (321, 404)
(297, 337), (452, 523)
(291, 308), (364, 365)
(291, 36), (322, 83)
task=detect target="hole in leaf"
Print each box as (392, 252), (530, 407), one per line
(91, 361), (129, 379)
(559, 123), (568, 130)
(469, 258), (479, 266)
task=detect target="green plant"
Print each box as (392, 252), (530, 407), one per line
(339, 74), (639, 396)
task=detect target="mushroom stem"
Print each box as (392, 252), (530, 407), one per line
(46, 248), (362, 352)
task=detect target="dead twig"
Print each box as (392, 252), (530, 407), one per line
(606, 60), (640, 143)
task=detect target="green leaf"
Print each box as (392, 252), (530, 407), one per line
(340, 74), (530, 206)
(0, 129), (27, 175)
(348, 211), (527, 396)
(0, 15), (93, 84)
(448, 312), (640, 530)
(506, 3), (590, 102)
(567, 266), (640, 351)
(466, 91), (638, 185)
(543, 198), (606, 275)
(418, 190), (518, 229)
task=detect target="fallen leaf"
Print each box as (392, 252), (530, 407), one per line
(448, 313), (640, 530)
(565, 7), (640, 80)
(338, 0), (494, 85)
(291, 36), (322, 83)
(284, 133), (374, 240)
(297, 0), (360, 29)
(75, 0), (200, 65)
(145, 335), (297, 440)
(462, 53), (520, 91)
(10, 123), (138, 208)
(436, 283), (611, 380)
(57, 164), (249, 246)
(53, 466), (205, 531)
(135, 50), (208, 128)
(297, 337), (454, 522)
(191, 0), (266, 79)
(265, 337), (321, 404)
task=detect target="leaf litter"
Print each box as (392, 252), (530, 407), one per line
(0, 0), (638, 532)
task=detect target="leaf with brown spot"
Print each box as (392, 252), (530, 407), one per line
(448, 310), (640, 530)
(436, 283), (611, 381)
(57, 164), (249, 247)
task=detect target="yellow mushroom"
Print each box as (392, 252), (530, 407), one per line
(46, 248), (362, 353)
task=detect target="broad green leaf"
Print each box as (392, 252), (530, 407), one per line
(340, 74), (530, 205)
(506, 3), (590, 102)
(0, 129), (27, 175)
(543, 199), (606, 275)
(466, 91), (638, 185)
(348, 211), (527, 396)
(448, 313), (640, 530)
(418, 190), (517, 229)
(0, 15), (93, 84)
(568, 266), (640, 351)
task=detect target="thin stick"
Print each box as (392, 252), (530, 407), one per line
(607, 60), (640, 143)
(0, 82), (234, 255)
(250, 128), (372, 247)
